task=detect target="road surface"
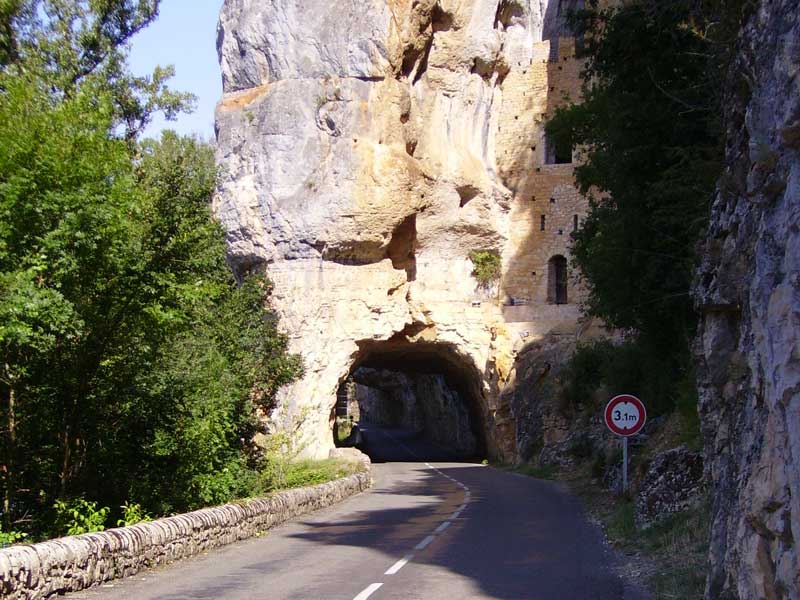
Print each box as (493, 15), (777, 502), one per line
(70, 425), (645, 600)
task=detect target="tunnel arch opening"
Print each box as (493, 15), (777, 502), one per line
(334, 338), (489, 461)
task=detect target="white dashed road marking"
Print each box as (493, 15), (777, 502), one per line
(385, 554), (413, 575)
(353, 583), (383, 600)
(434, 521), (452, 534)
(353, 430), (473, 600)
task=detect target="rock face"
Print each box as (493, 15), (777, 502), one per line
(693, 1), (800, 597)
(634, 446), (704, 530)
(215, 0), (593, 461)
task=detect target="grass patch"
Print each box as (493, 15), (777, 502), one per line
(261, 458), (365, 493)
(602, 497), (710, 599)
(605, 500), (637, 543)
(650, 565), (707, 599)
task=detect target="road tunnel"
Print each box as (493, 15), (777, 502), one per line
(333, 339), (488, 461)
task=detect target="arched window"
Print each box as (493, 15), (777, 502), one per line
(547, 255), (568, 304)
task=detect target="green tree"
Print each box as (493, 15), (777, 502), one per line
(545, 0), (747, 413)
(0, 5), (302, 536)
(0, 0), (193, 140)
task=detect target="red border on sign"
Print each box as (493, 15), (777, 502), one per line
(604, 395), (647, 437)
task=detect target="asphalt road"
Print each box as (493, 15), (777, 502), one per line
(70, 425), (646, 600)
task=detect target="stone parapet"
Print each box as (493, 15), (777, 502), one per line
(0, 469), (371, 600)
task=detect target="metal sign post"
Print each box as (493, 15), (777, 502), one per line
(622, 437), (628, 492)
(604, 395), (646, 495)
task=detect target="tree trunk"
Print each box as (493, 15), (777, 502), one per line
(3, 363), (16, 530)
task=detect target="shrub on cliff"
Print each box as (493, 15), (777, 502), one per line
(469, 250), (502, 287)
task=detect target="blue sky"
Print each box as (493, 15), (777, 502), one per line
(129, 0), (225, 140)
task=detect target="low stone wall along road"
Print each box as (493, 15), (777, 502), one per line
(65, 425), (645, 600)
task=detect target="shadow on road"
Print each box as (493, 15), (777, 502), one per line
(356, 423), (482, 464)
(291, 425), (628, 600)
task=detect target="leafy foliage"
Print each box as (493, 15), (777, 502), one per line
(0, 3), (303, 538)
(546, 0), (748, 415)
(53, 498), (110, 536)
(0, 0), (194, 140)
(547, 1), (723, 345)
(0, 525), (27, 547)
(116, 502), (152, 527)
(561, 339), (698, 418)
(469, 250), (502, 286)
(334, 417), (354, 444)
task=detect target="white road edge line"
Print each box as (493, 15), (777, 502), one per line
(385, 554), (414, 575)
(415, 535), (436, 550)
(353, 583), (383, 600)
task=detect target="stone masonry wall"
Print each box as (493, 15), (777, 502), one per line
(0, 470), (371, 600)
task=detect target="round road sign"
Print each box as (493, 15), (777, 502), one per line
(604, 395), (646, 437)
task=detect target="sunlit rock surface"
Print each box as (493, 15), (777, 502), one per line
(215, 0), (593, 461)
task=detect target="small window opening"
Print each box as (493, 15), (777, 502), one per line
(540, 215), (546, 231)
(573, 214), (579, 231)
(547, 255), (568, 305)
(544, 134), (573, 164)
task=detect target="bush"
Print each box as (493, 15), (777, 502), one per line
(116, 502), (152, 527)
(53, 499), (110, 536)
(469, 250), (501, 286)
(590, 451), (607, 479)
(334, 417), (354, 444)
(561, 338), (699, 419)
(0, 527), (27, 548)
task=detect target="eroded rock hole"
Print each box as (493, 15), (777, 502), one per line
(401, 46), (423, 78)
(494, 0), (525, 30)
(400, 4), (452, 83)
(412, 35), (434, 84)
(457, 185), (480, 207)
(471, 56), (510, 85)
(387, 214), (417, 281)
(320, 241), (386, 265)
(334, 341), (488, 461)
(431, 4), (454, 32)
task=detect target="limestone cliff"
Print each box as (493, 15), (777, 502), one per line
(693, 1), (799, 597)
(214, 0), (593, 461)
